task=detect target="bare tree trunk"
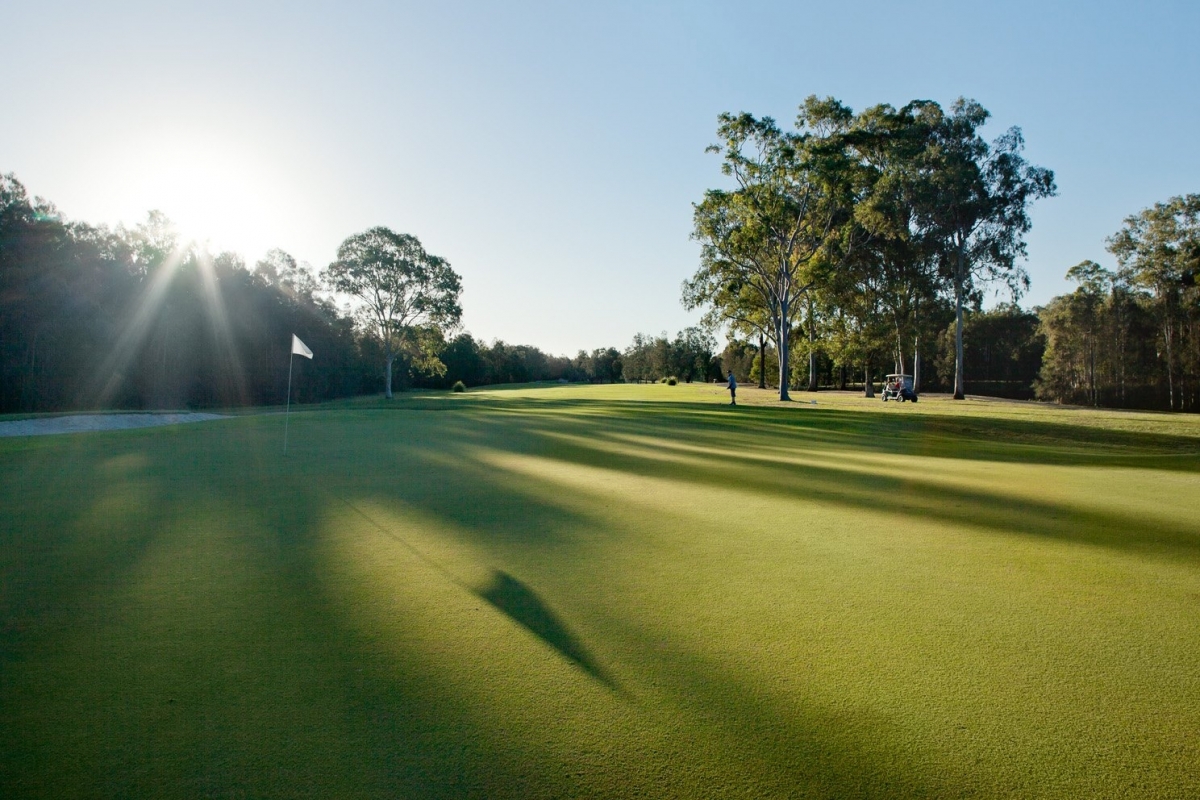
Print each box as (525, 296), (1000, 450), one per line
(385, 353), (394, 399)
(863, 365), (874, 397)
(758, 333), (766, 389)
(777, 321), (791, 401)
(913, 334), (921, 394)
(953, 248), (966, 400)
(1089, 337), (1097, 406)
(807, 298), (818, 391)
(838, 364), (847, 390)
(1165, 320), (1175, 411)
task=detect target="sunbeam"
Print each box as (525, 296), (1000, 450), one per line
(90, 242), (191, 408)
(195, 248), (250, 407)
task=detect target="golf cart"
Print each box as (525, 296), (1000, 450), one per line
(882, 373), (918, 403)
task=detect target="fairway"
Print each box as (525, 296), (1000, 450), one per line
(2, 384), (1199, 798)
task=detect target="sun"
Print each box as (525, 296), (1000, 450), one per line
(122, 130), (286, 259)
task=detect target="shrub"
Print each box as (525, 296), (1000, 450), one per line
(667, 376), (678, 386)
(452, 380), (466, 393)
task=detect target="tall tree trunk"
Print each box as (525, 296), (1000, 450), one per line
(953, 247), (966, 400)
(913, 334), (921, 394)
(1114, 293), (1125, 405)
(807, 299), (818, 391)
(385, 353), (394, 399)
(758, 333), (767, 389)
(1165, 320), (1175, 411)
(777, 317), (791, 401)
(1089, 336), (1097, 406)
(863, 365), (874, 397)
(838, 364), (847, 390)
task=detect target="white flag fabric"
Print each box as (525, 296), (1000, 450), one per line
(292, 334), (313, 359)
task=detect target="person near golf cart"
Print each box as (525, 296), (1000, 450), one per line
(882, 373), (918, 403)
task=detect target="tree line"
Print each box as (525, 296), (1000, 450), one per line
(0, 174), (719, 413)
(2, 156), (1195, 412)
(0, 176), (370, 413)
(1036, 195), (1200, 411)
(701, 192), (1199, 412)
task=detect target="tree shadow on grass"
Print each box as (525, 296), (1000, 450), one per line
(4, 404), (1194, 798)
(429, 408), (1200, 564)
(610, 615), (950, 799)
(404, 396), (1200, 471)
(476, 569), (619, 692)
(0, 436), (171, 673)
(227, 401), (1200, 796)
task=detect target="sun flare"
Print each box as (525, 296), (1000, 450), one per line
(122, 131), (286, 258)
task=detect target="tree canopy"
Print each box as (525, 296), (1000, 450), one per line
(326, 227), (462, 398)
(685, 96), (1055, 401)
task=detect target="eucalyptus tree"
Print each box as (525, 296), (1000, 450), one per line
(842, 102), (946, 389)
(823, 221), (897, 396)
(255, 248), (322, 301)
(1036, 261), (1112, 406)
(914, 99), (1056, 399)
(686, 99), (857, 401)
(1107, 194), (1200, 410)
(682, 277), (773, 387)
(326, 227), (462, 398)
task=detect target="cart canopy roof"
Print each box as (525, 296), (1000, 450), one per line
(885, 374), (913, 379)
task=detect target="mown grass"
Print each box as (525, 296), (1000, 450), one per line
(2, 384), (1199, 798)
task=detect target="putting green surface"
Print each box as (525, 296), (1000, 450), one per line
(2, 385), (1199, 798)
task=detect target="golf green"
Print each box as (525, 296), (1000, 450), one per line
(2, 384), (1199, 798)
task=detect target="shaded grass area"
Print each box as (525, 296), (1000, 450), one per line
(1, 384), (1199, 798)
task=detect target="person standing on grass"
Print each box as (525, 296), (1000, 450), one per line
(727, 371), (737, 405)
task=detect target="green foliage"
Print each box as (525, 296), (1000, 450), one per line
(1105, 194), (1200, 411)
(622, 328), (718, 384)
(915, 99), (1057, 398)
(686, 100), (858, 399)
(934, 305), (1044, 398)
(1037, 259), (1171, 408)
(326, 226), (462, 398)
(1034, 195), (1200, 411)
(451, 380), (466, 393)
(667, 376), (677, 385)
(0, 174), (371, 412)
(572, 347), (623, 383)
(686, 97), (1054, 400)
(719, 338), (757, 384)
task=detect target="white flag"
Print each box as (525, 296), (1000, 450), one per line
(292, 334), (313, 359)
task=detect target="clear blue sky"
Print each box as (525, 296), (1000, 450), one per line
(3, 1), (1197, 354)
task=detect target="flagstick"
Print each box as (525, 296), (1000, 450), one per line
(283, 350), (294, 455)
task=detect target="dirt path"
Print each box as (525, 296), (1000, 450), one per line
(0, 413), (229, 437)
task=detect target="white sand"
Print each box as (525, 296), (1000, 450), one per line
(0, 413), (228, 437)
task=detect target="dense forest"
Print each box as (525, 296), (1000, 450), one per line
(1, 171), (1196, 413)
(0, 173), (722, 412)
(1035, 196), (1200, 411)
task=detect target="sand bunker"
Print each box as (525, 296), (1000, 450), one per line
(0, 413), (228, 437)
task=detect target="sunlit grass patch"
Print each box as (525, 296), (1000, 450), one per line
(2, 384), (1199, 797)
